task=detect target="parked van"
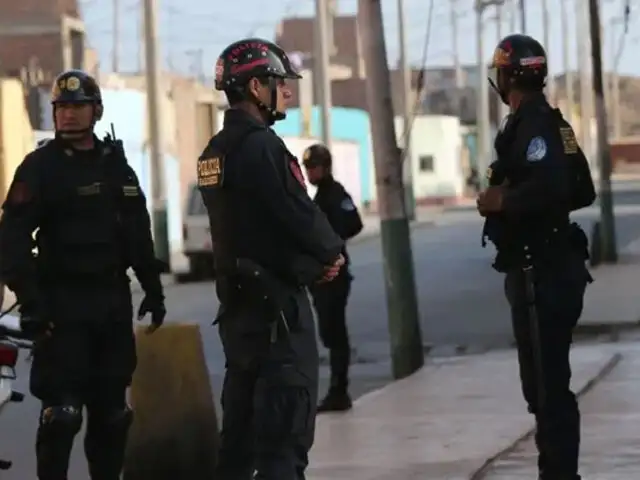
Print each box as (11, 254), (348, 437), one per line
(181, 183), (214, 279)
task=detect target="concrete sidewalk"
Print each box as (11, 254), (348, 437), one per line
(578, 238), (640, 332)
(308, 345), (619, 479)
(479, 341), (640, 479)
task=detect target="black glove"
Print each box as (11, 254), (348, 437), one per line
(137, 295), (166, 333)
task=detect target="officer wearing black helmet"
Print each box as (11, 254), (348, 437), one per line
(199, 39), (344, 479)
(477, 35), (595, 480)
(302, 143), (363, 412)
(0, 69), (166, 479)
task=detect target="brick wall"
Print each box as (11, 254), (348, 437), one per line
(0, 34), (62, 78)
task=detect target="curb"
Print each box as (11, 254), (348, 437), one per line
(468, 352), (623, 479)
(574, 320), (640, 337)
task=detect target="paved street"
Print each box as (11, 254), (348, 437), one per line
(0, 185), (639, 477)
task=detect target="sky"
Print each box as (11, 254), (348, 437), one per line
(79, 0), (640, 81)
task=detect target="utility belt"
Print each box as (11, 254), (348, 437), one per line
(492, 222), (589, 273)
(36, 252), (129, 286)
(215, 257), (301, 317)
(214, 257), (302, 343)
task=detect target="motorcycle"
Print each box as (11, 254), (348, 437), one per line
(0, 284), (33, 470)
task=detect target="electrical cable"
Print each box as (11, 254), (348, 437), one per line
(396, 0), (435, 215)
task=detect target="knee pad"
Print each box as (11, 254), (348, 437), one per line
(39, 404), (83, 438)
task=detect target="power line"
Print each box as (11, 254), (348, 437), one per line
(397, 0), (435, 169)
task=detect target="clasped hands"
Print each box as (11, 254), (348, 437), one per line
(318, 254), (345, 283)
(476, 185), (505, 217)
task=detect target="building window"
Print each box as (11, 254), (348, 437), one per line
(419, 155), (434, 172)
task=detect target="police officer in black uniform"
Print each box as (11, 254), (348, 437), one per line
(199, 39), (345, 479)
(0, 69), (166, 480)
(302, 144), (363, 412)
(478, 35), (595, 480)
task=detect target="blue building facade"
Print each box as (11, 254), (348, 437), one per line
(273, 107), (374, 202)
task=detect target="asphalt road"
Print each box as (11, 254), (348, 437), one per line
(1, 186), (640, 478)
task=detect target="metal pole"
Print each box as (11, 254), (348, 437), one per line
(541, 0), (554, 104)
(475, 2), (490, 186)
(560, 0), (574, 124)
(588, 0), (617, 262)
(576, 0), (594, 166)
(508, 0), (516, 32)
(398, 0), (415, 220)
(496, 5), (509, 119)
(357, 0), (423, 379)
(519, 0), (526, 33)
(315, 0), (333, 150)
(451, 0), (463, 90)
(142, 0), (170, 271)
(610, 18), (623, 140)
(112, 0), (119, 72)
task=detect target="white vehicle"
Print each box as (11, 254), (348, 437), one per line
(0, 290), (32, 470)
(181, 183), (215, 280)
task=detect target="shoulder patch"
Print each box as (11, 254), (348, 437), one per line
(340, 197), (356, 211)
(526, 137), (547, 162)
(7, 182), (32, 204)
(289, 159), (306, 189)
(197, 156), (222, 187)
(559, 127), (578, 154)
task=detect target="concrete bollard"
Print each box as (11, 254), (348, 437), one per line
(123, 323), (219, 480)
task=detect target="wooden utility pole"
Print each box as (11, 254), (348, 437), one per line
(357, 0), (423, 379)
(143, 0), (171, 271)
(588, 0), (617, 262)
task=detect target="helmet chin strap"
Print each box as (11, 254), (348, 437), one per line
(488, 76), (510, 106)
(254, 77), (286, 125)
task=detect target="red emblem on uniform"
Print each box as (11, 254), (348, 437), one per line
(8, 182), (31, 204)
(289, 160), (306, 189)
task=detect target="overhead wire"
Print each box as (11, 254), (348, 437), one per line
(613, 0), (633, 70)
(396, 0), (435, 216)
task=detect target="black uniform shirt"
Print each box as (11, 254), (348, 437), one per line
(198, 109), (344, 285)
(313, 176), (363, 264)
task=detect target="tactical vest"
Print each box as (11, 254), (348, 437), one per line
(35, 142), (136, 281)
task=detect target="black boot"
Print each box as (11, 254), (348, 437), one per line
(317, 386), (352, 413)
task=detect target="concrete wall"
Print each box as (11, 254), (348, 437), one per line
(0, 78), (35, 200)
(395, 115), (466, 200)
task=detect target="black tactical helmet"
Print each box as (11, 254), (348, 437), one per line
(51, 69), (103, 137)
(488, 34), (547, 105)
(302, 143), (332, 169)
(52, 69), (102, 105)
(215, 38), (301, 123)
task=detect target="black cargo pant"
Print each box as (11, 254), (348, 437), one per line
(30, 282), (136, 480)
(310, 273), (351, 392)
(504, 251), (589, 480)
(215, 287), (319, 480)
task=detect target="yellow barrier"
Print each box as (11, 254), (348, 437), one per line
(123, 323), (220, 480)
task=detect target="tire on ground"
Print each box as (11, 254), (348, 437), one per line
(123, 323), (219, 480)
